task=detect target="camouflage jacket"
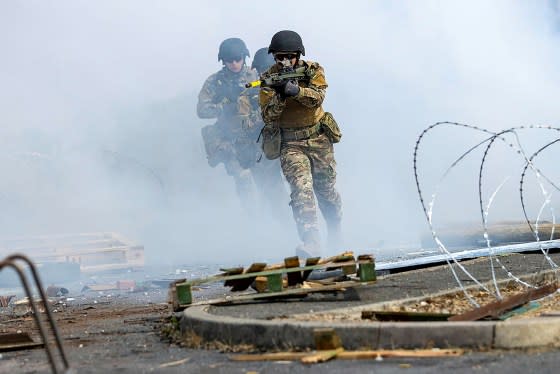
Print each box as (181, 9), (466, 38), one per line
(259, 60), (327, 129)
(197, 65), (260, 136)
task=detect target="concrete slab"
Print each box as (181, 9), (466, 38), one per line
(494, 317), (560, 349)
(377, 321), (494, 349)
(182, 305), (560, 350)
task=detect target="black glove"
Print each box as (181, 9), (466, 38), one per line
(270, 82), (285, 95)
(221, 84), (243, 102)
(283, 80), (300, 97)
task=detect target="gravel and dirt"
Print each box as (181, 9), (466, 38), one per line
(1, 252), (560, 373)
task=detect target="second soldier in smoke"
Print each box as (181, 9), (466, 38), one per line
(250, 47), (288, 215)
(196, 38), (287, 216)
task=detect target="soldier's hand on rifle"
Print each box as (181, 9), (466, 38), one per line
(282, 80), (300, 97)
(269, 81), (285, 96)
(220, 85), (244, 102)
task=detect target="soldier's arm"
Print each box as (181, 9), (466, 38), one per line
(259, 88), (286, 125)
(293, 65), (327, 108)
(196, 77), (223, 119)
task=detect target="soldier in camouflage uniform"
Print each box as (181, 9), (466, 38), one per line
(197, 38), (261, 210)
(259, 31), (343, 257)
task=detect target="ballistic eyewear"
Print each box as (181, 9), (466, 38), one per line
(224, 56), (244, 63)
(274, 53), (298, 61)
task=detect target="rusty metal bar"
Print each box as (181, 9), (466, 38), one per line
(0, 253), (71, 373)
(449, 282), (558, 321)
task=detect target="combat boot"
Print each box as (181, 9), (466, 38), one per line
(295, 230), (322, 258)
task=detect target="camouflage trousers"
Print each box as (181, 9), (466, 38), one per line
(279, 132), (342, 242)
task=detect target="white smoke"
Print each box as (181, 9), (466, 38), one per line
(1, 1), (560, 265)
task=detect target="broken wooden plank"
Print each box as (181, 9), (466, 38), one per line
(322, 252), (356, 273)
(285, 256), (303, 286)
(230, 351), (309, 361)
(0, 232), (145, 273)
(184, 259), (372, 287)
(449, 282), (558, 321)
(169, 253), (376, 309)
(301, 348), (344, 364)
(181, 281), (361, 309)
(302, 257), (320, 281)
(362, 310), (454, 322)
(253, 276), (268, 293)
(227, 263), (267, 291)
(230, 348), (464, 361)
(222, 268), (244, 288)
(158, 357), (190, 368)
(336, 348), (464, 359)
(318, 252), (355, 265)
(0, 332), (43, 352)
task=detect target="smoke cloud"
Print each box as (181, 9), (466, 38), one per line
(2, 1), (560, 265)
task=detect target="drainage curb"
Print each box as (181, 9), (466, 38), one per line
(180, 305), (560, 350)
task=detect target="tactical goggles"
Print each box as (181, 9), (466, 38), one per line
(224, 56), (244, 63)
(274, 53), (298, 61)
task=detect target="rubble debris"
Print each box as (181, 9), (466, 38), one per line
(449, 282), (558, 321)
(81, 284), (117, 292)
(13, 297), (53, 315)
(0, 295), (15, 307)
(0, 232), (145, 275)
(116, 279), (136, 291)
(169, 252), (376, 311)
(0, 253), (70, 373)
(46, 286), (69, 297)
(158, 357), (190, 368)
(82, 280), (150, 293)
(361, 310), (454, 322)
(230, 348), (464, 362)
(0, 332), (43, 352)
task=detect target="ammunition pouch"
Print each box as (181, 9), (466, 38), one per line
(260, 125), (282, 160)
(201, 124), (224, 167)
(320, 112), (342, 144)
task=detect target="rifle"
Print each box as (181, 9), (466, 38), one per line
(245, 65), (308, 88)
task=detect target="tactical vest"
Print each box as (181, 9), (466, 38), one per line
(271, 60), (326, 129)
(214, 66), (258, 132)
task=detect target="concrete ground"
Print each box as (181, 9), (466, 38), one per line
(1, 251), (560, 373)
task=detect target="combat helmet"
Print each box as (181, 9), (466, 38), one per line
(251, 47), (275, 73)
(268, 30), (305, 56)
(218, 38), (250, 62)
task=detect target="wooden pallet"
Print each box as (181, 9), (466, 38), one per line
(0, 232), (144, 273)
(169, 253), (376, 311)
